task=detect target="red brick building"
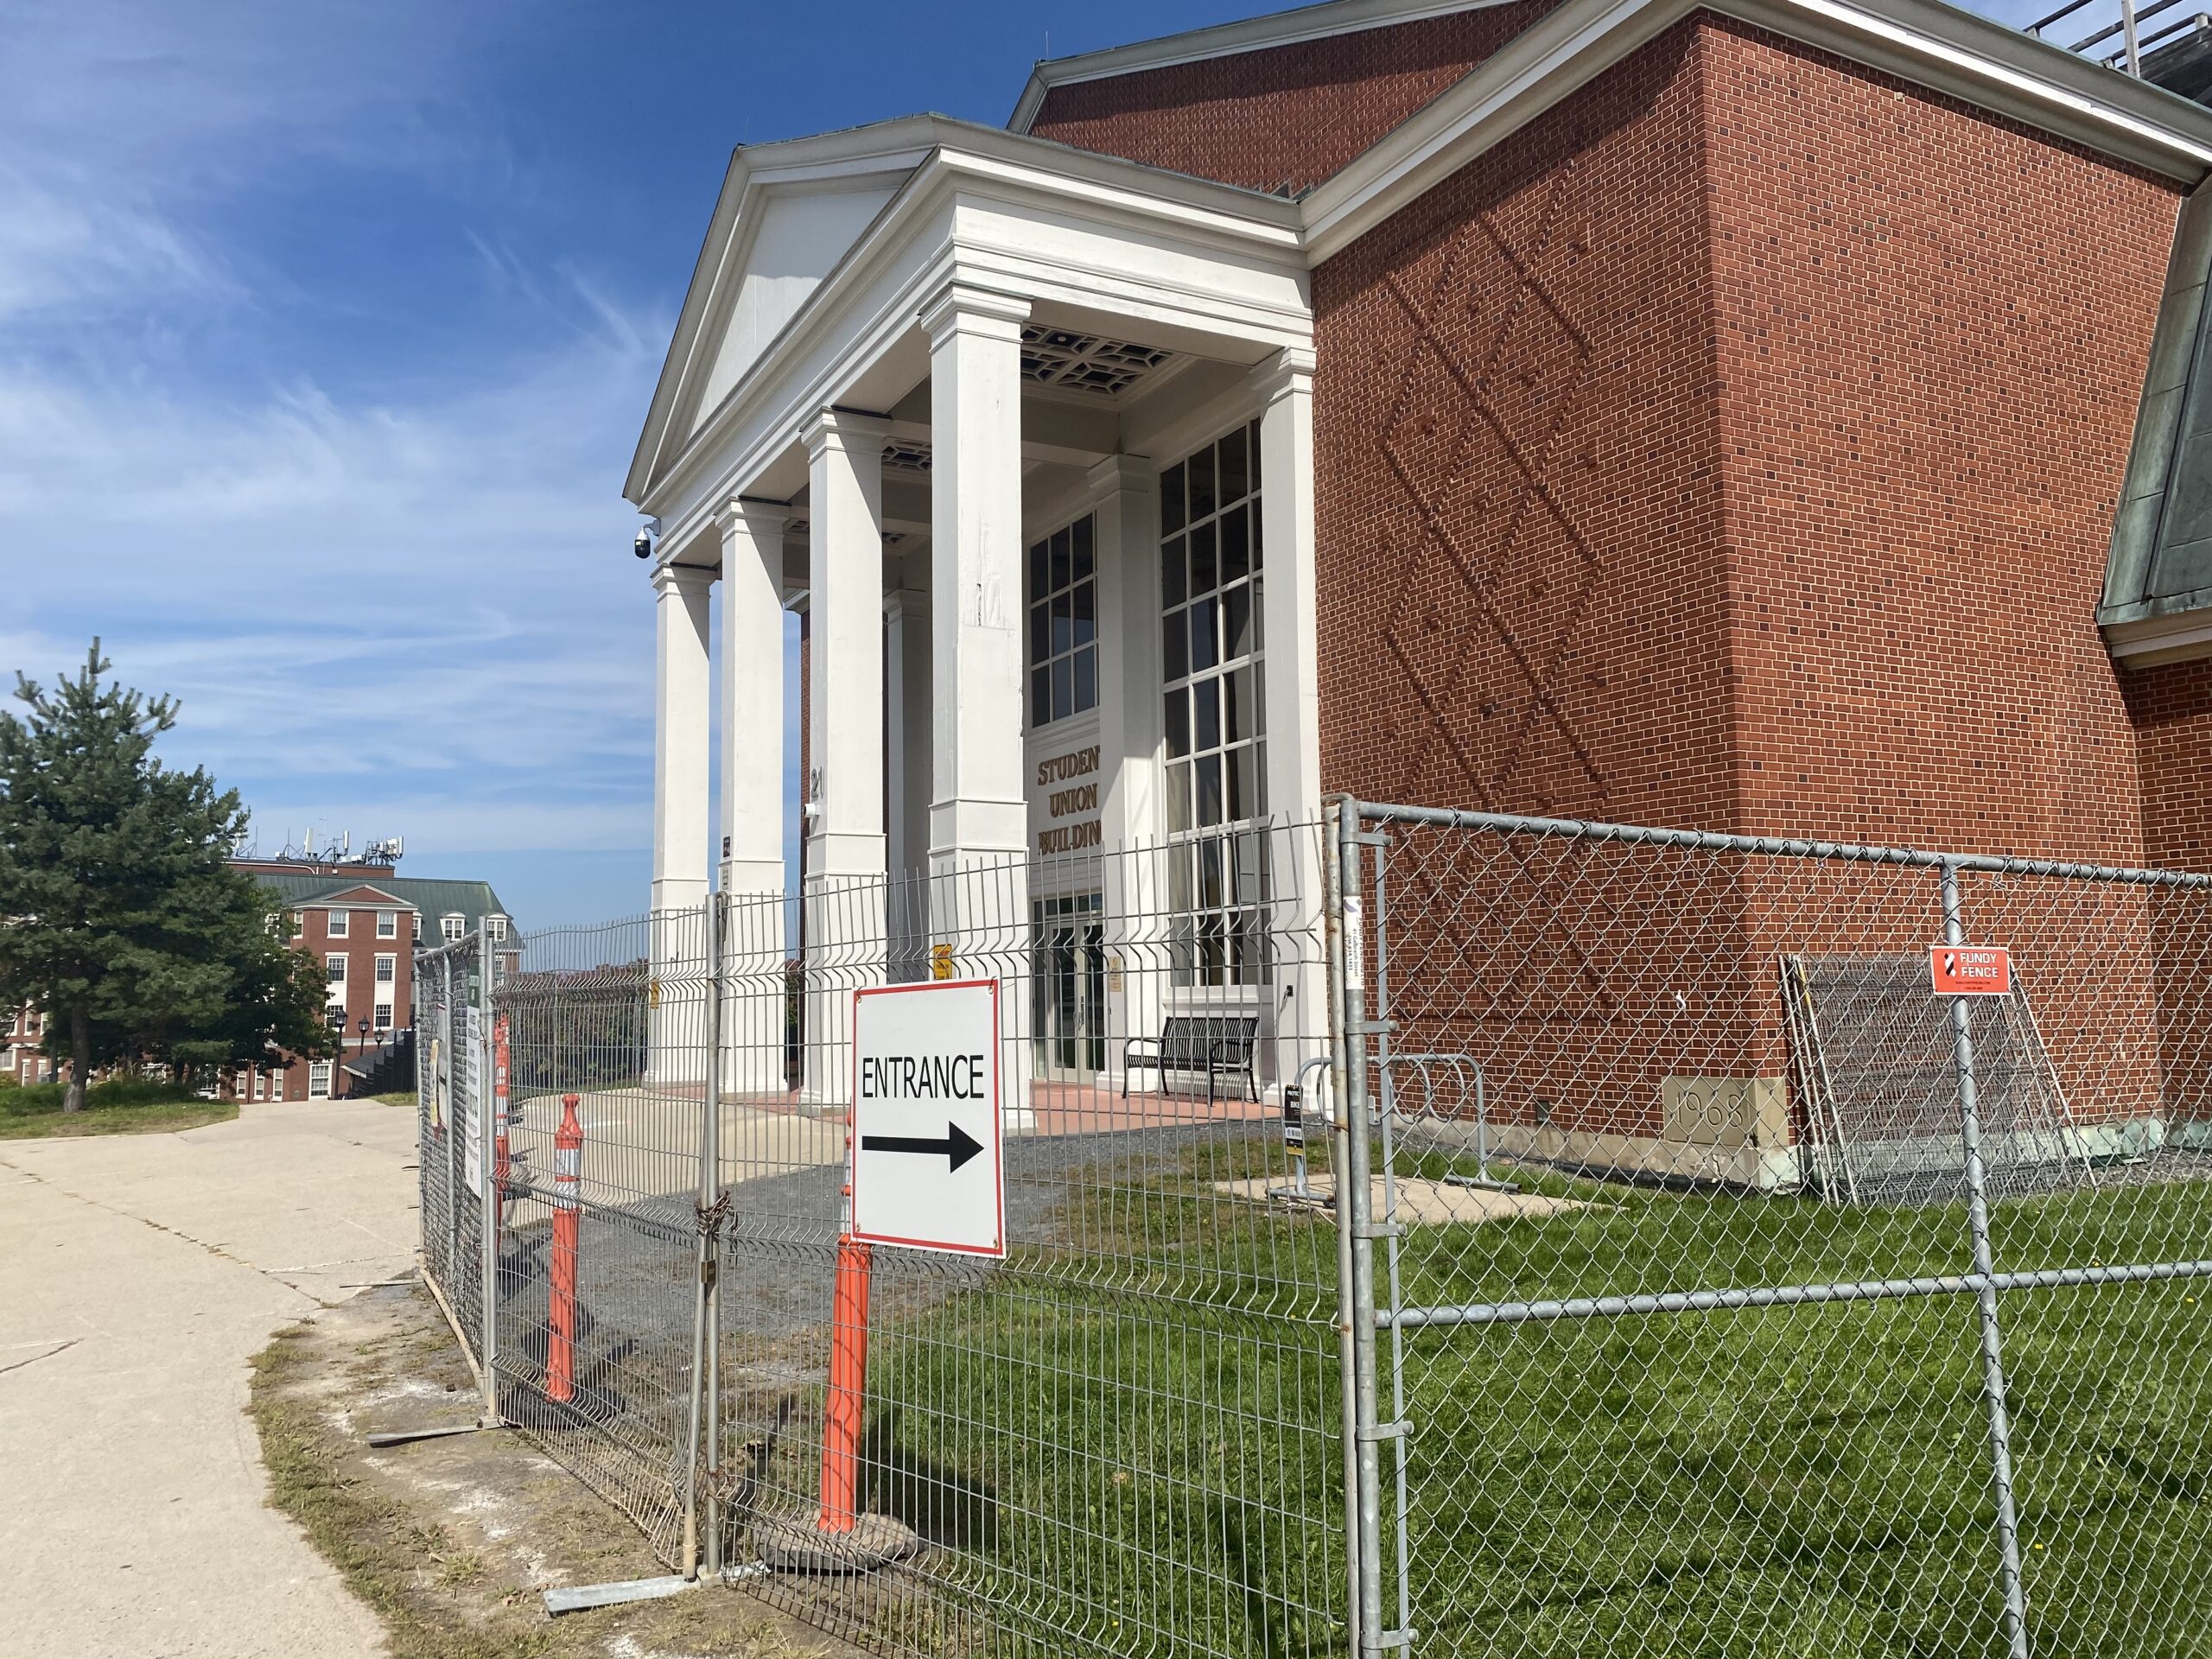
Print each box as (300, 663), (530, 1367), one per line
(245, 859), (518, 1102)
(631, 0), (2212, 1160)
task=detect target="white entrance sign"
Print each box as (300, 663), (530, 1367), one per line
(461, 1006), (484, 1192)
(849, 978), (1006, 1258)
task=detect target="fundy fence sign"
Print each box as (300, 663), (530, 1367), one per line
(849, 977), (1007, 1257)
(1929, 944), (2012, 997)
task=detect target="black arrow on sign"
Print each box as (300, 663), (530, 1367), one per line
(861, 1121), (984, 1173)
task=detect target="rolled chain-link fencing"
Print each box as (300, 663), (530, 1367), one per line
(409, 799), (2212, 1657)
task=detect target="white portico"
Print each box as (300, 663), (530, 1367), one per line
(627, 116), (1323, 1105)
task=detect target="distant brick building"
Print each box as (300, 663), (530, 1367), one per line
(242, 860), (518, 1101)
(3, 1006), (53, 1085)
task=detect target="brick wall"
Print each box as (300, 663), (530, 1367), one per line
(1026, 2), (1561, 194)
(1313, 16), (2193, 1149)
(1313, 19), (1734, 825)
(2124, 659), (2212, 870)
(1703, 20), (2178, 861)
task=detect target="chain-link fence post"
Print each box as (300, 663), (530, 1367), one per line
(477, 919), (501, 1427)
(1940, 859), (2032, 1659)
(1333, 797), (1391, 1656)
(442, 952), (461, 1315)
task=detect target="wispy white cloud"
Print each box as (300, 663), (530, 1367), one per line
(0, 0), (671, 871)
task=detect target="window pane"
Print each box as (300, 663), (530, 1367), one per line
(1189, 446), (1217, 521)
(1220, 504), (1249, 583)
(1030, 538), (1049, 600)
(1163, 612), (1187, 682)
(1166, 686), (1190, 758)
(1033, 667), (1051, 724)
(1226, 664), (1253, 741)
(1052, 656), (1073, 723)
(1073, 646), (1096, 713)
(1252, 738), (1267, 815)
(1229, 744), (1255, 820)
(1219, 424), (1248, 504)
(1161, 536), (1185, 607)
(1052, 590), (1072, 655)
(1189, 597), (1218, 673)
(1161, 462), (1186, 534)
(1224, 583), (1253, 661)
(1198, 835), (1224, 906)
(1196, 753), (1223, 826)
(1167, 762), (1192, 833)
(1194, 677), (1221, 751)
(1251, 575), (1264, 651)
(1071, 580), (1094, 646)
(1072, 514), (1095, 582)
(1051, 527), (1071, 591)
(1191, 520), (1217, 594)
(1248, 419), (1263, 490)
(1250, 504), (1263, 571)
(1031, 602), (1050, 665)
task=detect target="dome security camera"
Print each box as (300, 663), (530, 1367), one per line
(633, 528), (654, 560)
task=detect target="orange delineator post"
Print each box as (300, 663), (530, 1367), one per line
(547, 1092), (582, 1405)
(817, 1232), (874, 1533)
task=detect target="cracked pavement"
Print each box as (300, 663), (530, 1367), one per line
(0, 1097), (419, 1658)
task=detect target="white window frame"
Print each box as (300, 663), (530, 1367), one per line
(325, 954), (346, 983)
(308, 1060), (333, 1099)
(376, 910), (397, 938)
(374, 954), (397, 985)
(411, 912), (423, 942)
(487, 915), (508, 943)
(1027, 511), (1100, 729)
(442, 913), (465, 943)
(327, 909), (348, 938)
(373, 1001), (394, 1032)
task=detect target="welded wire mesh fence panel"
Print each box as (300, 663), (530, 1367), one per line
(711, 821), (1344, 1659)
(416, 938), (484, 1369)
(1343, 801), (2212, 1659)
(490, 907), (713, 1565)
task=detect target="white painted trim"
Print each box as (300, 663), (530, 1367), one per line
(1304, 0), (2212, 257)
(1008, 0), (1522, 133)
(2105, 608), (2212, 666)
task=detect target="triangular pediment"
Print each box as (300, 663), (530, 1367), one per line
(629, 121), (938, 505)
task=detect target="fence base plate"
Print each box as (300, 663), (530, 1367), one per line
(756, 1513), (920, 1575)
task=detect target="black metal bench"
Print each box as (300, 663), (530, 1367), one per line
(1122, 1014), (1260, 1104)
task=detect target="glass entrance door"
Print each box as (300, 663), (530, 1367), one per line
(1033, 891), (1105, 1079)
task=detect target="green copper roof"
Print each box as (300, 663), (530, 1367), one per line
(2103, 181), (2212, 634)
(251, 869), (514, 934)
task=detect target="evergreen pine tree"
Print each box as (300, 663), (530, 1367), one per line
(0, 641), (333, 1109)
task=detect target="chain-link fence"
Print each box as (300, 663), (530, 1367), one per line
(1335, 799), (2212, 1659)
(410, 799), (2212, 1657)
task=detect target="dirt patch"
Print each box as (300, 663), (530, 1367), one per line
(248, 1280), (863, 1659)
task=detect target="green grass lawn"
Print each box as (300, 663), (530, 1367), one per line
(0, 1076), (238, 1139)
(851, 1136), (2212, 1658)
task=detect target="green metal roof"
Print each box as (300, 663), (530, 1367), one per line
(251, 870), (514, 934)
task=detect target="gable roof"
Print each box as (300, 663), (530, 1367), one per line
(1007, 0), (1521, 132)
(254, 871), (514, 933)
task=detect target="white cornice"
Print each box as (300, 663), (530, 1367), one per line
(1303, 0), (2212, 258)
(1007, 0), (1521, 133)
(631, 126), (1308, 525)
(2105, 607), (2212, 667)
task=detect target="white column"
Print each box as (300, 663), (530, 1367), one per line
(1255, 346), (1325, 1096)
(652, 561), (715, 914)
(650, 560), (714, 1086)
(921, 282), (1033, 1128)
(1090, 455), (1165, 1096)
(718, 499), (790, 1096)
(801, 409), (890, 1104)
(884, 588), (932, 982)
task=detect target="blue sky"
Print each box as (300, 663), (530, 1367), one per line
(0, 0), (2053, 926)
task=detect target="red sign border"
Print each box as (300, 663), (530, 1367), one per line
(848, 976), (1007, 1259)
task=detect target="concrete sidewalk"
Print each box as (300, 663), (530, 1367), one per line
(0, 1098), (420, 1659)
